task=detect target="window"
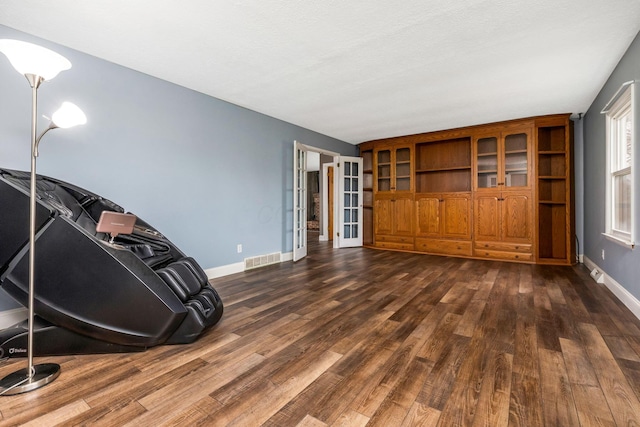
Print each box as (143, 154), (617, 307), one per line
(603, 82), (635, 247)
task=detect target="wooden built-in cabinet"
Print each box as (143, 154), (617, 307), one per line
(414, 136), (472, 256)
(358, 114), (575, 265)
(473, 126), (534, 261)
(372, 144), (414, 250)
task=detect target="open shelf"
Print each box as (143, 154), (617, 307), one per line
(537, 123), (570, 262)
(538, 178), (566, 203)
(361, 148), (374, 245)
(538, 126), (567, 152)
(538, 153), (566, 177)
(362, 151), (373, 171)
(538, 203), (567, 260)
(415, 138), (471, 170)
(416, 137), (471, 193)
(417, 169), (471, 193)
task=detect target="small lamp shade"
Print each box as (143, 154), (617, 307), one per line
(0, 39), (71, 80)
(51, 102), (87, 128)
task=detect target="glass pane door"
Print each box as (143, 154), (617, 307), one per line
(293, 141), (307, 261)
(395, 147), (411, 191)
(504, 133), (528, 187)
(477, 137), (498, 188)
(338, 156), (363, 248)
(377, 149), (391, 191)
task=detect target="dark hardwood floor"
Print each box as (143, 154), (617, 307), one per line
(1, 234), (640, 426)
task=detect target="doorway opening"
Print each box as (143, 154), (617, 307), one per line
(304, 150), (335, 254)
(293, 141), (364, 262)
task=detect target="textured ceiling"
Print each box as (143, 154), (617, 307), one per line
(1, 0), (639, 144)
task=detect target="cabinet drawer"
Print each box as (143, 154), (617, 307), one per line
(375, 235), (414, 244)
(415, 238), (472, 256)
(474, 241), (531, 253)
(374, 241), (415, 250)
(474, 249), (533, 262)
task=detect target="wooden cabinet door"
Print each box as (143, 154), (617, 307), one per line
(374, 197), (393, 236)
(474, 193), (500, 242)
(393, 146), (413, 192)
(415, 196), (441, 236)
(374, 145), (413, 193)
(501, 191), (532, 243)
(375, 148), (393, 193)
(474, 126), (532, 192)
(475, 134), (499, 191)
(441, 194), (471, 239)
(393, 196), (414, 236)
(474, 191), (532, 244)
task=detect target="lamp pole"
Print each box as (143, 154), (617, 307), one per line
(0, 39), (85, 396)
(27, 73), (45, 385)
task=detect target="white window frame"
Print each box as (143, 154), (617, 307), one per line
(602, 81), (635, 248)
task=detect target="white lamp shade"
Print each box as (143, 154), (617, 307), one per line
(51, 102), (87, 129)
(0, 39), (71, 80)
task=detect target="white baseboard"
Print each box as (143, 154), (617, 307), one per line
(0, 307), (27, 329)
(204, 262), (245, 279)
(204, 251), (293, 280)
(583, 256), (640, 321)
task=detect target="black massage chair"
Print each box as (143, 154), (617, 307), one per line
(0, 168), (223, 357)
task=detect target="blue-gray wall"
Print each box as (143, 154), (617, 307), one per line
(0, 25), (356, 310)
(583, 30), (640, 300)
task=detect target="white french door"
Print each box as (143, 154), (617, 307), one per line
(336, 156), (363, 248)
(293, 140), (308, 261)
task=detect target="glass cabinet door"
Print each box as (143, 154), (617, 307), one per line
(476, 137), (498, 188)
(376, 146), (412, 192)
(504, 133), (528, 187)
(476, 131), (529, 190)
(395, 147), (411, 191)
(377, 149), (391, 191)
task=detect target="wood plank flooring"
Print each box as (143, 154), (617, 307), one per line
(1, 235), (640, 426)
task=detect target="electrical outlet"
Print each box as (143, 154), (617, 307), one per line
(601, 249), (605, 260)
(237, 244), (242, 253)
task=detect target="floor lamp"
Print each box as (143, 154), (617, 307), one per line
(0, 39), (87, 395)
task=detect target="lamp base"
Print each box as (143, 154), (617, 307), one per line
(0, 363), (60, 395)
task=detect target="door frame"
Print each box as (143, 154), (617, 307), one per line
(293, 143), (339, 261)
(321, 162), (334, 242)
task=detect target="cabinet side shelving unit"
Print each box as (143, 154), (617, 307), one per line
(361, 148), (374, 245)
(537, 121), (573, 263)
